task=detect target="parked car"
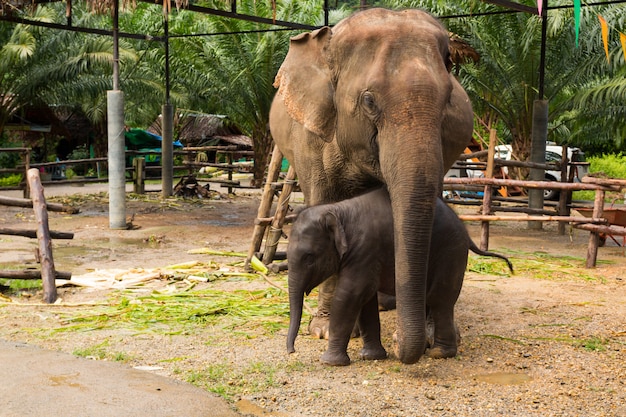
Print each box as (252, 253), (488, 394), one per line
(446, 143), (590, 200)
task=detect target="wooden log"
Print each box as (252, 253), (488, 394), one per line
(0, 228), (74, 239)
(480, 129), (496, 251)
(0, 270), (72, 280)
(0, 195), (79, 214)
(262, 165), (297, 264)
(246, 146), (284, 268)
(490, 206), (557, 216)
(582, 176), (626, 188)
(444, 177), (619, 191)
(573, 223), (626, 235)
(586, 190), (605, 268)
(458, 214), (607, 223)
(132, 157), (145, 194)
(26, 168), (57, 304)
(254, 214), (297, 226)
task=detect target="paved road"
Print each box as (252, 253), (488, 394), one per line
(2, 181), (247, 416)
(0, 339), (242, 417)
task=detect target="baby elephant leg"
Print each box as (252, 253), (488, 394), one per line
(357, 294), (387, 361)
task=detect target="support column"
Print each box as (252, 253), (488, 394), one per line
(528, 99), (548, 230)
(107, 90), (126, 229)
(161, 103), (174, 197)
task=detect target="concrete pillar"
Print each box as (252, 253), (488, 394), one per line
(107, 90), (127, 229)
(161, 104), (174, 198)
(528, 99), (548, 230)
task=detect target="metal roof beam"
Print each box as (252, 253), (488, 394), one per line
(137, 0), (316, 31)
(482, 0), (537, 14)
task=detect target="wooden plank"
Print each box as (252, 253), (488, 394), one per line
(26, 168), (58, 304)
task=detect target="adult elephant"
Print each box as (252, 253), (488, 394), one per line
(270, 8), (473, 364)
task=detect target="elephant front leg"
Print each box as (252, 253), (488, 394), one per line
(311, 279), (360, 341)
(319, 286), (363, 366)
(357, 294), (387, 361)
(426, 307), (459, 359)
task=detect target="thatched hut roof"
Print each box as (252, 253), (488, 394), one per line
(147, 113), (252, 149)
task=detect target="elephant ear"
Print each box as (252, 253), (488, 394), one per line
(322, 211), (348, 259)
(274, 27), (335, 142)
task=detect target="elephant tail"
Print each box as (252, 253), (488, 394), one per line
(468, 239), (514, 273)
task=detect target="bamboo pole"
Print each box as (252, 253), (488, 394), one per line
(26, 168), (57, 303)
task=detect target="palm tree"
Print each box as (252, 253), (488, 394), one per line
(172, 0), (338, 185)
(0, 7), (52, 133)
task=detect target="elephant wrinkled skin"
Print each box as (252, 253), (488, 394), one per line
(270, 8), (473, 364)
(286, 188), (513, 366)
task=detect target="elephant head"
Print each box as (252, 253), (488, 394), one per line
(286, 209), (346, 353)
(273, 8), (473, 364)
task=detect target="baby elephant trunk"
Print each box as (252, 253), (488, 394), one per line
(287, 286), (304, 353)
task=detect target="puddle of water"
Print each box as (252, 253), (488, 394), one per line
(49, 372), (85, 390)
(474, 372), (532, 385)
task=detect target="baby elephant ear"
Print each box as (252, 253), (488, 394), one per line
(323, 211), (348, 259)
(274, 27), (336, 141)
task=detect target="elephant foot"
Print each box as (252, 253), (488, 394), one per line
(359, 346), (388, 361)
(320, 350), (351, 366)
(426, 345), (457, 359)
(308, 314), (360, 339)
(308, 313), (330, 339)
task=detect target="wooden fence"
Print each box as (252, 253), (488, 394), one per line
(0, 146), (254, 196)
(0, 169), (75, 303)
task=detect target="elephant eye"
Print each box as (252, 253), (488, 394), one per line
(361, 91), (379, 117)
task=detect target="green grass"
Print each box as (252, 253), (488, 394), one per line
(72, 340), (132, 362)
(51, 285), (291, 336)
(573, 153), (626, 201)
(472, 249), (608, 282)
(187, 360), (285, 400)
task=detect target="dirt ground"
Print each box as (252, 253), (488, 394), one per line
(0, 186), (625, 417)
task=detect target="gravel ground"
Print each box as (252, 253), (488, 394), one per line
(0, 188), (625, 417)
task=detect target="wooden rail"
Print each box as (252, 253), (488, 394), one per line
(0, 169), (75, 303)
(444, 175), (626, 268)
(0, 146), (255, 195)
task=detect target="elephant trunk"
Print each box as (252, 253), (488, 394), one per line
(383, 126), (443, 365)
(287, 282), (304, 353)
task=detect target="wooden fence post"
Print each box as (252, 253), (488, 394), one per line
(133, 157), (145, 194)
(26, 168), (58, 303)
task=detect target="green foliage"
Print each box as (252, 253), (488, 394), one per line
(0, 173), (22, 186)
(587, 153), (626, 179)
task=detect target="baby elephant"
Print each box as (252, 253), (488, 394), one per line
(286, 187), (512, 366)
